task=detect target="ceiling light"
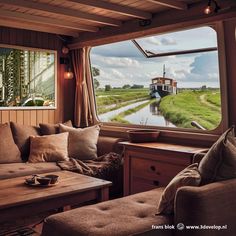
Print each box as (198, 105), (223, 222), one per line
(204, 0), (220, 15)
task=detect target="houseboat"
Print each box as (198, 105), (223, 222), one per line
(0, 0), (235, 236)
(150, 77), (177, 98)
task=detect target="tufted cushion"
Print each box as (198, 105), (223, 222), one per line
(42, 188), (172, 236)
(0, 162), (61, 180)
(10, 122), (41, 161)
(39, 120), (73, 135)
(0, 123), (22, 163)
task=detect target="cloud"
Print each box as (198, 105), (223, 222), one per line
(144, 37), (160, 46)
(161, 37), (177, 45)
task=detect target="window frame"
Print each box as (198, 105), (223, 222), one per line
(90, 22), (228, 138)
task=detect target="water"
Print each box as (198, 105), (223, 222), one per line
(125, 101), (175, 127)
(99, 100), (175, 127)
(99, 100), (148, 122)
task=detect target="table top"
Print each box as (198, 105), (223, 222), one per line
(0, 171), (112, 210)
(119, 141), (208, 154)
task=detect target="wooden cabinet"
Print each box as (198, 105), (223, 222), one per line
(120, 142), (206, 196)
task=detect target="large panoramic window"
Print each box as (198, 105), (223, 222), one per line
(90, 26), (222, 131)
(0, 45), (56, 109)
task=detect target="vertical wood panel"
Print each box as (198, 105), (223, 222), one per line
(30, 110), (37, 126)
(23, 111), (31, 125)
(9, 111), (17, 122)
(1, 111), (9, 123)
(36, 110), (43, 125)
(0, 26), (69, 126)
(16, 111), (24, 124)
(42, 110), (49, 123)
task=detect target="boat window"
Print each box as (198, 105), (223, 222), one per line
(90, 26), (222, 131)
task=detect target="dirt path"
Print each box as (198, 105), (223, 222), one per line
(199, 94), (220, 111)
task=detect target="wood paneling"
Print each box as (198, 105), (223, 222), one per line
(0, 26), (75, 126)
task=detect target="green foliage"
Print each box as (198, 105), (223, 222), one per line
(91, 67), (100, 77)
(159, 90), (221, 130)
(96, 88), (149, 114)
(94, 79), (100, 89)
(122, 84), (131, 89)
(105, 85), (112, 91)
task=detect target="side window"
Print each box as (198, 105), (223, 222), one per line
(90, 26), (221, 131)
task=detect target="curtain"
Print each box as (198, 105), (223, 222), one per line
(71, 47), (96, 127)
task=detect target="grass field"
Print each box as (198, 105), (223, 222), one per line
(159, 90), (221, 130)
(96, 88), (149, 114)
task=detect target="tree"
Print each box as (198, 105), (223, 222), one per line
(131, 84), (144, 89)
(92, 67), (100, 77)
(91, 67), (100, 89)
(122, 84), (131, 89)
(105, 85), (111, 91)
(94, 79), (100, 89)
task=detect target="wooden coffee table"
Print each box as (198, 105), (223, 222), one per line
(0, 171), (112, 223)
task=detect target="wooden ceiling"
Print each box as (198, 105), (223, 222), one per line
(0, 0), (200, 38)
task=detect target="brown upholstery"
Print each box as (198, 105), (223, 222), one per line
(97, 136), (124, 156)
(175, 178), (236, 236)
(42, 188), (172, 236)
(0, 162), (61, 180)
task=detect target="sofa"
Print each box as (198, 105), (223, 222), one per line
(0, 122), (124, 196)
(41, 177), (236, 236)
(42, 129), (236, 236)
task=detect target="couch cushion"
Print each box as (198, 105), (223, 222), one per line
(42, 188), (172, 236)
(10, 122), (41, 161)
(0, 162), (61, 180)
(0, 123), (22, 164)
(39, 120), (73, 135)
(59, 124), (100, 160)
(156, 163), (201, 215)
(28, 133), (69, 163)
(199, 126), (236, 184)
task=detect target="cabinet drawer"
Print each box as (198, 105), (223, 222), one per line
(131, 177), (160, 194)
(131, 157), (184, 184)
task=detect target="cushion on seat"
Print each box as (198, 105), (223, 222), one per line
(42, 188), (172, 236)
(39, 120), (73, 135)
(0, 162), (61, 180)
(10, 122), (41, 161)
(0, 123), (22, 164)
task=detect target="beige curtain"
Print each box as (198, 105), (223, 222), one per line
(71, 47), (96, 127)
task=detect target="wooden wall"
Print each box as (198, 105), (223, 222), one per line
(0, 26), (75, 126)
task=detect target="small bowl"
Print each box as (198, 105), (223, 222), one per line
(127, 130), (160, 143)
(45, 174), (59, 184)
(36, 177), (51, 185)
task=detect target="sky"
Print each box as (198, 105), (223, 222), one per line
(90, 26), (220, 89)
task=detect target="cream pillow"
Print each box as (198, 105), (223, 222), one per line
(156, 163), (201, 215)
(28, 132), (69, 163)
(59, 124), (100, 160)
(199, 126), (236, 184)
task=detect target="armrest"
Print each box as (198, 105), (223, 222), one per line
(174, 178), (236, 236)
(97, 136), (124, 156)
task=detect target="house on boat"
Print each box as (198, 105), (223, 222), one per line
(150, 77), (177, 98)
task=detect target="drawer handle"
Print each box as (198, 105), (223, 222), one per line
(150, 166), (156, 171)
(153, 180), (159, 186)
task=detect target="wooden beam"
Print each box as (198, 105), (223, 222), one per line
(0, 0), (121, 27)
(68, 0), (236, 48)
(0, 9), (98, 33)
(0, 18), (79, 37)
(146, 0), (188, 10)
(67, 0), (152, 19)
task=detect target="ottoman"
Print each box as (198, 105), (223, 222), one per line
(42, 188), (173, 236)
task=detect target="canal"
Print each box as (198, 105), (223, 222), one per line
(99, 100), (175, 127)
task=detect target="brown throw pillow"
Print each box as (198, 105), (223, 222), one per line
(59, 124), (100, 160)
(28, 132), (69, 163)
(10, 122), (41, 161)
(156, 163), (201, 215)
(39, 120), (73, 135)
(0, 123), (22, 163)
(198, 126), (236, 184)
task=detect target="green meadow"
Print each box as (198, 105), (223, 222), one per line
(159, 90), (221, 130)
